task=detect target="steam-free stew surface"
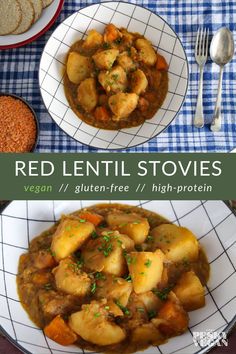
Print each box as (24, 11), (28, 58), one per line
(64, 25), (169, 130)
(17, 204), (209, 354)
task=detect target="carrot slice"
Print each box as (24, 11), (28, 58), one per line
(156, 53), (169, 71)
(104, 24), (120, 42)
(44, 315), (77, 346)
(94, 106), (110, 121)
(32, 271), (51, 286)
(79, 212), (104, 226)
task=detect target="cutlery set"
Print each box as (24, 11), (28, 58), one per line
(194, 27), (234, 131)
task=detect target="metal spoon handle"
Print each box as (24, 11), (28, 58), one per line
(194, 66), (204, 128)
(211, 67), (223, 132)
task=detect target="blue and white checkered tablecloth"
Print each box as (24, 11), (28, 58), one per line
(0, 0), (236, 153)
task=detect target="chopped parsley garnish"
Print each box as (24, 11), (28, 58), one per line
(126, 255), (136, 265)
(114, 37), (122, 45)
(144, 259), (152, 268)
(98, 242), (113, 257)
(106, 231), (114, 235)
(46, 248), (56, 257)
(137, 307), (145, 313)
(117, 239), (123, 247)
(124, 274), (132, 282)
(91, 231), (99, 239)
(79, 219), (86, 223)
(90, 283), (97, 294)
(94, 312), (101, 318)
(103, 235), (111, 242)
(123, 250), (128, 257)
(148, 310), (157, 319)
(68, 259), (84, 273)
(65, 226), (71, 232)
(104, 306), (110, 311)
(44, 283), (52, 291)
(139, 272), (146, 275)
(76, 259), (84, 268)
(111, 74), (119, 81)
(152, 287), (172, 301)
(147, 235), (154, 242)
(95, 272), (106, 280)
(99, 222), (107, 229)
(103, 42), (111, 49)
(115, 300), (130, 316)
(119, 223), (128, 228)
(133, 220), (141, 225)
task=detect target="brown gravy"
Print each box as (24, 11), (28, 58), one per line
(17, 204), (210, 354)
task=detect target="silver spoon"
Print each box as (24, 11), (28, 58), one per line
(210, 27), (234, 132)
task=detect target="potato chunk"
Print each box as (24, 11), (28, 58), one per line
(157, 299), (189, 336)
(150, 224), (199, 262)
(98, 65), (128, 94)
(82, 232), (134, 276)
(131, 69), (148, 95)
(109, 93), (139, 119)
(83, 29), (103, 49)
(137, 291), (163, 313)
(106, 213), (150, 245)
(131, 323), (162, 346)
(96, 274), (132, 306)
(117, 51), (136, 72)
(93, 49), (119, 70)
(51, 218), (95, 261)
(135, 38), (157, 66)
(77, 78), (98, 112)
(53, 258), (91, 297)
(127, 250), (165, 294)
(67, 52), (93, 84)
(69, 300), (126, 345)
(173, 271), (205, 311)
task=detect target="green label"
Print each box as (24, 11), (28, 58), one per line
(0, 153), (235, 200)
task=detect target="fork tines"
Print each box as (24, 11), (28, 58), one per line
(195, 27), (209, 60)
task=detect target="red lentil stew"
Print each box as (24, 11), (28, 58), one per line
(17, 203), (210, 354)
(0, 95), (37, 152)
(64, 24), (169, 130)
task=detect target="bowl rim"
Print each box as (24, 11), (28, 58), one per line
(38, 0), (190, 151)
(0, 92), (39, 152)
(0, 200), (235, 354)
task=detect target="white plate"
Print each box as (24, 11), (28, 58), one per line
(0, 200), (236, 354)
(39, 1), (189, 150)
(0, 0), (64, 49)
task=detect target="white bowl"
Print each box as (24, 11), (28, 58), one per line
(39, 1), (189, 150)
(0, 200), (236, 354)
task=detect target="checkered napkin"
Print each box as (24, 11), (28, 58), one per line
(0, 0), (236, 152)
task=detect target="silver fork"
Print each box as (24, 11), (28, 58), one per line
(194, 28), (209, 128)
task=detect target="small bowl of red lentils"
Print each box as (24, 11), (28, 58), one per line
(0, 93), (39, 152)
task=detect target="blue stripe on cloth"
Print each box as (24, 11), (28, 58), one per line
(0, 0), (236, 152)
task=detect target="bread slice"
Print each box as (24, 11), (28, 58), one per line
(42, 0), (54, 8)
(0, 0), (22, 35)
(31, 0), (43, 22)
(13, 0), (35, 34)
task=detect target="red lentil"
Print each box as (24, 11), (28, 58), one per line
(0, 96), (37, 152)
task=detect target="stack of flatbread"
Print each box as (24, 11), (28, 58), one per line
(0, 0), (55, 35)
